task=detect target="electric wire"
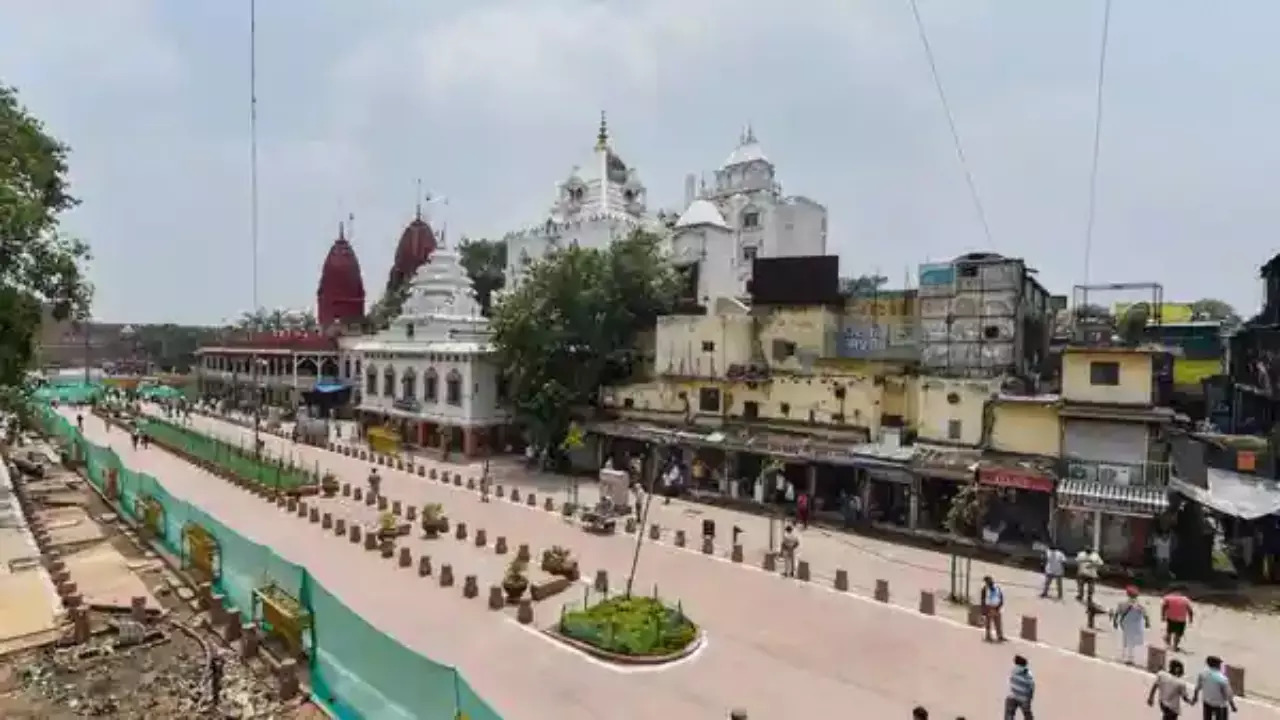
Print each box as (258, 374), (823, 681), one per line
(1082, 0), (1114, 285)
(906, 0), (994, 248)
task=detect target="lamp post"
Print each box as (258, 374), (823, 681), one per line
(252, 356), (267, 457)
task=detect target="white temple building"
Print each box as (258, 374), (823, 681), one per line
(341, 244), (511, 458)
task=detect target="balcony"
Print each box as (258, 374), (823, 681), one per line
(1061, 457), (1172, 487)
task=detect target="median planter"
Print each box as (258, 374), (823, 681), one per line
(502, 558), (529, 604)
(540, 546), (580, 581)
(420, 503), (447, 539)
(320, 472), (339, 498)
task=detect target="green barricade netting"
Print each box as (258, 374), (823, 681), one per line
(37, 405), (505, 720)
(137, 417), (312, 491)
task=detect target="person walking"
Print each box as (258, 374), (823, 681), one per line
(795, 491), (810, 530)
(1004, 654), (1035, 719)
(1148, 658), (1194, 719)
(780, 525), (800, 578)
(981, 575), (1007, 643)
(1114, 586), (1151, 665)
(1192, 656), (1237, 719)
(367, 467), (381, 498)
(1040, 544), (1066, 599)
(1161, 589), (1194, 652)
(1076, 546), (1103, 602)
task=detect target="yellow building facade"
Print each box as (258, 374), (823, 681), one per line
(1060, 347), (1158, 406)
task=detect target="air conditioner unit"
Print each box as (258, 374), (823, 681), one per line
(1067, 462), (1097, 481)
(1098, 464), (1132, 485)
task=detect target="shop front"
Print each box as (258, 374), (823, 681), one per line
(865, 465), (917, 528)
(976, 457), (1056, 547)
(1055, 480), (1169, 563)
(911, 446), (982, 533)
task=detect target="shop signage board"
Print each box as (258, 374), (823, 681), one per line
(978, 467), (1054, 493)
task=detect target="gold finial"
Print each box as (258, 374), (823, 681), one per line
(595, 110), (609, 150)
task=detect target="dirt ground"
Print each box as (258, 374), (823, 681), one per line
(0, 440), (325, 719)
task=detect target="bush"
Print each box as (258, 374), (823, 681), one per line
(558, 596), (696, 657)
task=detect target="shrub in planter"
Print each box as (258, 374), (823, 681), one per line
(540, 545), (579, 580)
(377, 511), (399, 541)
(558, 596), (698, 658)
(320, 472), (339, 498)
(502, 558), (529, 603)
(420, 503), (447, 538)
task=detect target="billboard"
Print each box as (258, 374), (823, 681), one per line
(750, 256), (840, 306)
(918, 262), (954, 290)
(1112, 302), (1195, 323)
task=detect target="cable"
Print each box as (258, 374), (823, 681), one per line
(1082, 0), (1114, 285)
(906, 0), (994, 248)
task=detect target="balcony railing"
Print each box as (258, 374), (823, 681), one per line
(1061, 458), (1172, 487)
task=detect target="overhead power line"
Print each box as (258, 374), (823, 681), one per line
(1082, 0), (1114, 285)
(907, 0), (994, 248)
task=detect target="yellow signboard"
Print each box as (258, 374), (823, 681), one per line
(1112, 302), (1195, 323)
(1172, 358), (1222, 388)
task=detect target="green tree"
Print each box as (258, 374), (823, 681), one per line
(491, 229), (676, 458)
(458, 237), (507, 316)
(0, 85), (92, 417)
(1190, 298), (1239, 324)
(234, 308), (318, 332)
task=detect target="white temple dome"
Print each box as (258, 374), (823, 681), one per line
(675, 199), (730, 230)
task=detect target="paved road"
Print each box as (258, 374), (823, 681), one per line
(137, 408), (1280, 719)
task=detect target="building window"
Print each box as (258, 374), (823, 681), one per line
(402, 368), (417, 400)
(701, 341), (715, 352)
(742, 211), (760, 229)
(742, 245), (758, 263)
(779, 402), (790, 417)
(446, 369), (463, 406)
(383, 366), (396, 397)
(355, 359), (361, 376)
(424, 369), (439, 402)
(1089, 361), (1120, 386)
(406, 323), (415, 340)
(947, 420), (962, 441)
(742, 401), (760, 419)
(343, 359), (351, 379)
(698, 387), (721, 413)
(366, 366), (378, 396)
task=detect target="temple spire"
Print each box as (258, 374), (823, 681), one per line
(595, 110), (609, 151)
(415, 178), (423, 220)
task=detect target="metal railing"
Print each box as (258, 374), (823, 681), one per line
(1061, 457), (1172, 487)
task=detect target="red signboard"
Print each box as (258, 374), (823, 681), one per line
(978, 467), (1054, 493)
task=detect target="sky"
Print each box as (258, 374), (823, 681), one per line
(2, 0), (1276, 325)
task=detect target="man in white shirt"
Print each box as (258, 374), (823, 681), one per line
(1147, 658), (1192, 719)
(1041, 544), (1066, 600)
(1076, 547), (1103, 603)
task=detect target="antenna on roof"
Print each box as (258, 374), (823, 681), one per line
(415, 178), (423, 220)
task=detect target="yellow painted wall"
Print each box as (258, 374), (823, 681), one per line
(990, 401), (1061, 457)
(1061, 350), (1153, 405)
(913, 376), (997, 446)
(757, 307), (838, 370)
(1173, 358), (1222, 388)
(654, 314), (754, 377)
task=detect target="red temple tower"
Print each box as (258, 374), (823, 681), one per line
(316, 222), (366, 327)
(385, 208), (438, 293)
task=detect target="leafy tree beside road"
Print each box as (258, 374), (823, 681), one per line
(490, 230), (676, 463)
(0, 84), (92, 414)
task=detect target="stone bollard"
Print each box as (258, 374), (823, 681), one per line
(276, 495), (287, 508)
(495, 537), (508, 555)
(1021, 615), (1038, 642)
(131, 596), (148, 622)
(210, 594), (227, 625)
(365, 493), (376, 507)
(353, 487), (363, 501)
(834, 569), (849, 591)
(297, 501), (309, 518)
(516, 543), (531, 563)
(380, 540), (395, 559)
(71, 607), (90, 643)
(364, 533), (377, 551)
(241, 624), (259, 659)
(322, 512), (333, 529)
(647, 524), (659, 541)
(488, 586), (504, 610)
(287, 497), (298, 512)
(63, 593), (83, 609)
(594, 569), (609, 594)
(966, 604), (983, 627)
(544, 497), (555, 512)
(377, 495), (388, 511)
(418, 555), (433, 576)
(918, 590), (935, 616)
(342, 483), (351, 497)
(56, 580), (77, 599)
(455, 522), (468, 541)
(463, 575), (479, 599)
(625, 517), (638, 535)
(224, 613), (242, 642)
(406, 505), (417, 522)
(475, 529), (488, 547)
(467, 477), (476, 490)
(196, 582), (213, 611)
(763, 553), (777, 572)
(439, 564), (454, 587)
(874, 579), (890, 603)
(399, 546), (412, 568)
(1226, 665), (1245, 697)
(675, 530), (686, 548)
(1078, 629), (1097, 657)
(731, 544), (744, 563)
(392, 500), (402, 516)
(335, 518), (347, 536)
(276, 659), (300, 701)
(418, 465), (426, 477)
(517, 599), (534, 624)
(309, 507), (320, 523)
(527, 493), (536, 507)
(1145, 645), (1166, 673)
(496, 485), (505, 498)
(796, 560), (811, 582)
(510, 488), (521, 503)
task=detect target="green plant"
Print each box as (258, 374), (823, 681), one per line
(379, 511), (397, 533)
(558, 595), (697, 657)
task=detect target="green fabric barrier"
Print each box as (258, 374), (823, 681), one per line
(137, 417), (312, 491)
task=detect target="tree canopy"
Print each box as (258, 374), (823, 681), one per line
(232, 307), (318, 332)
(1190, 298), (1238, 324)
(457, 237), (506, 316)
(490, 230), (676, 456)
(0, 84), (92, 408)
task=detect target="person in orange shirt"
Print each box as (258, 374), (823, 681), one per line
(1161, 589), (1194, 652)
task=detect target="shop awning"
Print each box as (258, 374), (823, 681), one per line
(1056, 479), (1168, 517)
(1169, 470), (1280, 520)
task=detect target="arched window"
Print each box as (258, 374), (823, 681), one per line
(424, 368), (439, 402)
(383, 366), (396, 397)
(343, 359), (352, 379)
(446, 369), (463, 406)
(365, 365), (378, 395)
(401, 367), (417, 401)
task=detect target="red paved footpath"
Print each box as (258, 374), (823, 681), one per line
(142, 409), (1280, 719)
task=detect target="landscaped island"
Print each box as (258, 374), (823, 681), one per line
(554, 595), (700, 663)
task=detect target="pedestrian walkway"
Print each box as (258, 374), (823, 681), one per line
(161, 408), (1278, 718)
